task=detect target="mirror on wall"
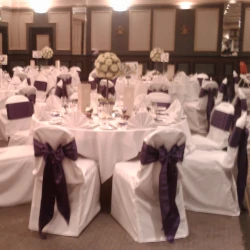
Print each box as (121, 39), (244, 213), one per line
(72, 7), (86, 55)
(221, 2), (241, 56)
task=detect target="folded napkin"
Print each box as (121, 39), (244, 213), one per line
(62, 111), (88, 128)
(127, 112), (156, 129)
(166, 99), (184, 122)
(46, 95), (62, 111)
(35, 105), (51, 121)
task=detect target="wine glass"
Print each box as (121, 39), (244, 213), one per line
(121, 107), (127, 120)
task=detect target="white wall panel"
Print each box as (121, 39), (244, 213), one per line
(36, 34), (50, 50)
(153, 9), (176, 51)
(72, 20), (82, 54)
(48, 11), (71, 50)
(91, 10), (112, 51)
(194, 8), (219, 51)
(1, 11), (33, 50)
(243, 8), (250, 52)
(129, 9), (151, 51)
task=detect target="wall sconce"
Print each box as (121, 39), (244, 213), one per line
(29, 0), (51, 13)
(179, 2), (193, 10)
(110, 0), (131, 11)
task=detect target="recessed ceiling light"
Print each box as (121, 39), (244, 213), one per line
(179, 2), (193, 10)
(110, 0), (131, 11)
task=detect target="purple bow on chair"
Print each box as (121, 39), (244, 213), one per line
(55, 77), (72, 98)
(210, 110), (233, 131)
(88, 77), (102, 91)
(140, 142), (185, 243)
(27, 78), (31, 86)
(199, 88), (217, 125)
(229, 127), (249, 210)
(33, 139), (78, 239)
(219, 83), (227, 95)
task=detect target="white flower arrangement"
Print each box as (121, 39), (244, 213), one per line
(94, 52), (121, 80)
(150, 47), (164, 62)
(41, 46), (53, 59)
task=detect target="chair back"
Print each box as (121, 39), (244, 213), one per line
(18, 86), (37, 104)
(147, 92), (171, 108)
(33, 126), (83, 184)
(34, 74), (48, 102)
(208, 102), (234, 149)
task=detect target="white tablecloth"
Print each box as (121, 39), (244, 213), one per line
(29, 115), (194, 183)
(168, 81), (200, 103)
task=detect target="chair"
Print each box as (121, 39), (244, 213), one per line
(215, 77), (227, 106)
(34, 74), (48, 102)
(28, 126), (100, 238)
(0, 145), (35, 206)
(0, 95), (33, 140)
(56, 73), (78, 99)
(183, 80), (218, 134)
(111, 127), (188, 243)
(19, 86), (37, 104)
(147, 92), (171, 108)
(191, 102), (235, 150)
(182, 109), (247, 216)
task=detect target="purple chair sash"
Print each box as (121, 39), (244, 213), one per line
(199, 88), (217, 125)
(140, 142), (185, 243)
(56, 77), (72, 98)
(219, 83), (227, 94)
(88, 77), (101, 90)
(25, 94), (36, 104)
(229, 127), (249, 210)
(27, 78), (31, 86)
(198, 77), (208, 86)
(233, 76), (240, 85)
(210, 110), (233, 131)
(157, 102), (170, 108)
(33, 139), (78, 239)
(34, 81), (47, 92)
(232, 98), (247, 128)
(6, 102), (34, 120)
(100, 85), (115, 99)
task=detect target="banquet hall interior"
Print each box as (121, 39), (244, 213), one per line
(1, 0), (250, 249)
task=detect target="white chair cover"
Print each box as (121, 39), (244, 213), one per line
(147, 92), (171, 108)
(0, 95), (33, 139)
(192, 102), (235, 150)
(0, 145), (34, 206)
(215, 77), (227, 106)
(34, 74), (48, 102)
(182, 110), (247, 216)
(111, 127), (188, 242)
(28, 126), (100, 237)
(183, 80), (218, 134)
(166, 99), (184, 122)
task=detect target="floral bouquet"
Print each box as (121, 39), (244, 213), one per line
(94, 52), (121, 80)
(41, 46), (53, 59)
(150, 47), (164, 62)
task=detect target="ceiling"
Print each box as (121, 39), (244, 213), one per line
(0, 0), (249, 8)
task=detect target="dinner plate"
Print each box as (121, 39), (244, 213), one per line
(99, 125), (117, 130)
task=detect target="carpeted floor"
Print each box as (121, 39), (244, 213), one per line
(0, 141), (249, 249)
(0, 204), (245, 250)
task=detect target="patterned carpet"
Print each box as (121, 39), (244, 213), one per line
(0, 204), (245, 250)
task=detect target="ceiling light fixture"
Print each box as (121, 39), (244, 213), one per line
(110, 0), (131, 11)
(179, 2), (193, 9)
(229, 0), (237, 4)
(29, 0), (51, 13)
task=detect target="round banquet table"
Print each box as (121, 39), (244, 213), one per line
(29, 115), (195, 183)
(168, 81), (200, 103)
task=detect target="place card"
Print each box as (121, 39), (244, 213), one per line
(32, 50), (42, 59)
(123, 85), (135, 116)
(0, 55), (8, 65)
(78, 83), (91, 113)
(161, 53), (169, 63)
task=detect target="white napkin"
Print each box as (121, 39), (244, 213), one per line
(127, 112), (156, 129)
(62, 111), (88, 128)
(46, 95), (62, 111)
(166, 99), (184, 122)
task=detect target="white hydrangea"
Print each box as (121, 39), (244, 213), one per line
(150, 47), (164, 62)
(105, 58), (112, 66)
(42, 46), (53, 59)
(94, 52), (121, 80)
(110, 64), (118, 72)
